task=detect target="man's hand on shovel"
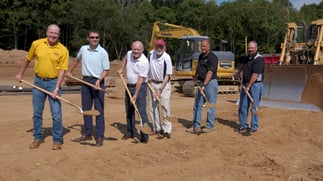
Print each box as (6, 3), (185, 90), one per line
(195, 82), (216, 109)
(243, 86), (261, 116)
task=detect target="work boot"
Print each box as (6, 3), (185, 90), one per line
(201, 127), (214, 133)
(29, 140), (43, 149)
(73, 135), (92, 143)
(52, 143), (62, 150)
(186, 127), (201, 134)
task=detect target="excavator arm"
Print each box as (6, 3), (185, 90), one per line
(149, 21), (200, 51)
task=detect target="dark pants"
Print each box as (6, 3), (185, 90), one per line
(81, 77), (105, 138)
(125, 83), (148, 136)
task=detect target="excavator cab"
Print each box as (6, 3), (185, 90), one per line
(149, 21), (239, 96)
(175, 36), (208, 75)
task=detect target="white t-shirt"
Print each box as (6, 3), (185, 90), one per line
(126, 51), (149, 84)
(148, 50), (172, 81)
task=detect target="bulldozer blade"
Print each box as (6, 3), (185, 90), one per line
(262, 65), (323, 111)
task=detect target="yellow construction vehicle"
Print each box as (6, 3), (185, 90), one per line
(149, 21), (240, 96)
(263, 19), (323, 111)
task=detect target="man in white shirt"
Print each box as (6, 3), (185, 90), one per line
(117, 41), (150, 143)
(148, 39), (173, 138)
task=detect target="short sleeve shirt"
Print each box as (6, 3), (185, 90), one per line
(148, 50), (173, 81)
(242, 52), (265, 83)
(76, 44), (110, 78)
(197, 52), (218, 80)
(126, 51), (149, 84)
(27, 38), (69, 78)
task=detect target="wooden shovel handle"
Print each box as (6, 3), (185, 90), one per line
(20, 79), (82, 112)
(69, 75), (109, 94)
(245, 91), (255, 103)
(147, 83), (163, 106)
(118, 74), (143, 124)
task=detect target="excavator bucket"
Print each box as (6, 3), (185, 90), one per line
(262, 65), (323, 111)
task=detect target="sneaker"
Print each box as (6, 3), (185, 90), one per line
(248, 128), (258, 133)
(73, 135), (92, 142)
(29, 140), (43, 149)
(186, 127), (201, 134)
(236, 127), (248, 133)
(122, 133), (134, 140)
(201, 127), (214, 133)
(164, 132), (171, 139)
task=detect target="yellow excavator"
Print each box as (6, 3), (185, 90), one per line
(263, 19), (323, 111)
(149, 21), (240, 96)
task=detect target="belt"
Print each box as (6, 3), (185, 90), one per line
(83, 76), (98, 79)
(151, 79), (163, 84)
(36, 74), (57, 81)
(127, 82), (147, 88)
(127, 83), (136, 87)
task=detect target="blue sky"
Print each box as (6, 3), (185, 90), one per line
(216, 0), (321, 10)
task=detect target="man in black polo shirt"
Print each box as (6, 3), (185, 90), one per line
(187, 39), (218, 134)
(236, 41), (265, 133)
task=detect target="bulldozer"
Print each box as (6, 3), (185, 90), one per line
(149, 21), (240, 96)
(262, 19), (323, 111)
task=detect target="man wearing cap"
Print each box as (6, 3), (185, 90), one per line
(148, 39), (173, 138)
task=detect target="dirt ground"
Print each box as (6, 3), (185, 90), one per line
(0, 49), (323, 181)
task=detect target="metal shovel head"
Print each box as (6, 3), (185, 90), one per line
(202, 103), (216, 109)
(164, 115), (177, 122)
(140, 123), (151, 134)
(139, 131), (149, 143)
(82, 109), (100, 116)
(252, 108), (263, 116)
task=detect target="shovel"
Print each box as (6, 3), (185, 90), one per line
(147, 83), (176, 122)
(196, 83), (216, 109)
(245, 91), (262, 116)
(68, 75), (111, 96)
(118, 74), (149, 142)
(147, 83), (174, 136)
(20, 79), (100, 116)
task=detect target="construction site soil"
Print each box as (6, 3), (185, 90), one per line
(0, 49), (322, 180)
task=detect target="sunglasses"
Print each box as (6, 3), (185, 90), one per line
(90, 36), (99, 39)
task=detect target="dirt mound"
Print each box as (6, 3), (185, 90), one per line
(0, 49), (27, 64)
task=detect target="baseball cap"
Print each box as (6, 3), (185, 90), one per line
(155, 39), (166, 47)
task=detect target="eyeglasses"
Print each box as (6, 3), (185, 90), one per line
(90, 36), (99, 39)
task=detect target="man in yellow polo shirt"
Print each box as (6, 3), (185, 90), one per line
(16, 24), (69, 150)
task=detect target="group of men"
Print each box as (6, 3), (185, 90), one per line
(15, 24), (265, 150)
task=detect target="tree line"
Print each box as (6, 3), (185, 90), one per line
(1, 0), (323, 61)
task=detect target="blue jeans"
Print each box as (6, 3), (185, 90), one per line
(238, 82), (264, 130)
(81, 77), (105, 138)
(192, 79), (218, 129)
(125, 83), (148, 136)
(32, 77), (63, 143)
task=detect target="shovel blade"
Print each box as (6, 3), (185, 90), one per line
(82, 110), (100, 116)
(140, 122), (151, 134)
(139, 131), (149, 143)
(252, 108), (263, 116)
(202, 103), (216, 109)
(164, 116), (177, 122)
